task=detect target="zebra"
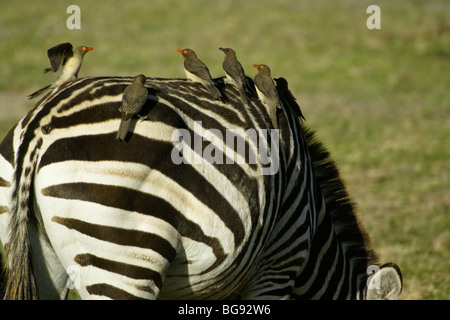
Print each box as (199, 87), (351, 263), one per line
(0, 75), (402, 300)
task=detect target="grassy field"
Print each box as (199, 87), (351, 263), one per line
(1, 0), (448, 299)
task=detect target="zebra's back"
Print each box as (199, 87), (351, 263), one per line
(2, 76), (284, 299)
(0, 76), (402, 300)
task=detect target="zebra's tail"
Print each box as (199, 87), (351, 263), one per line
(3, 137), (41, 300)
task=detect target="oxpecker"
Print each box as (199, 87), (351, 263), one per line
(116, 74), (148, 141)
(28, 43), (93, 99)
(177, 48), (222, 100)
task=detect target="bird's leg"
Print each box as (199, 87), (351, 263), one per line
(138, 114), (149, 121)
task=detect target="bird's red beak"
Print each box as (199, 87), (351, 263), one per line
(177, 49), (184, 54)
(86, 47), (94, 51)
(253, 64), (259, 69)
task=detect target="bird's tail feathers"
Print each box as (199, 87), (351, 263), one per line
(208, 83), (222, 100)
(116, 118), (131, 141)
(238, 87), (250, 105)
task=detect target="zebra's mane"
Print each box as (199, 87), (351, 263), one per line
(301, 123), (378, 268)
(272, 76), (379, 283)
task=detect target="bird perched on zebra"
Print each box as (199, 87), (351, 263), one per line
(177, 48), (222, 100)
(219, 47), (250, 105)
(28, 42), (93, 99)
(253, 64), (281, 128)
(116, 74), (149, 141)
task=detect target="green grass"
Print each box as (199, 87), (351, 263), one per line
(1, 0), (449, 299)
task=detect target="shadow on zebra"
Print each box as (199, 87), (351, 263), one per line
(0, 75), (402, 300)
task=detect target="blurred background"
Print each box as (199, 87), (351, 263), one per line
(0, 0), (448, 299)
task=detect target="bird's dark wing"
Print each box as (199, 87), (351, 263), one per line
(46, 43), (73, 72)
(185, 58), (213, 80)
(121, 86), (148, 120)
(223, 59), (246, 85)
(255, 75), (279, 103)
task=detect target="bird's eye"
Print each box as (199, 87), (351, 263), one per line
(184, 50), (187, 54)
(83, 47), (86, 50)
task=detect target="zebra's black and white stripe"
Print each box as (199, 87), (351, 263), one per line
(0, 76), (402, 300)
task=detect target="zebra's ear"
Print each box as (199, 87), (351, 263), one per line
(366, 263), (403, 300)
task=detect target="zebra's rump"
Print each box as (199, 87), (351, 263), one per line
(16, 76), (282, 298)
